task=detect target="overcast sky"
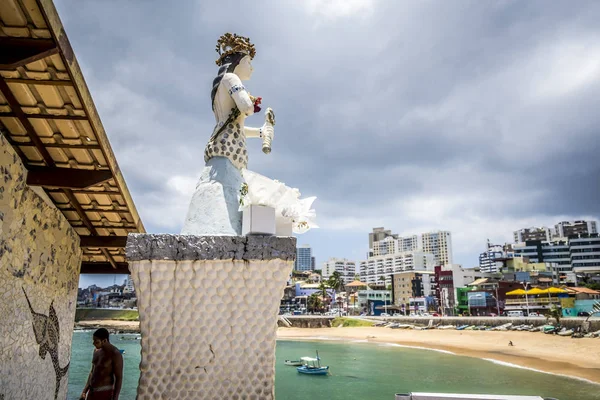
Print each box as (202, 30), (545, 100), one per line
(60, 0), (600, 288)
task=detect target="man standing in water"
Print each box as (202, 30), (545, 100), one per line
(80, 328), (123, 400)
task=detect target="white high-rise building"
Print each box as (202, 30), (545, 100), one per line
(359, 251), (435, 285)
(397, 235), (419, 252)
(421, 231), (453, 266)
(123, 275), (135, 294)
(322, 258), (357, 285)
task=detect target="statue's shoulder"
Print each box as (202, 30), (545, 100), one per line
(221, 72), (242, 87)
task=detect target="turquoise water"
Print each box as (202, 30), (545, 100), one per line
(68, 332), (600, 400)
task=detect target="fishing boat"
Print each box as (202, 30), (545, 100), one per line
(296, 351), (329, 375)
(284, 360), (303, 366)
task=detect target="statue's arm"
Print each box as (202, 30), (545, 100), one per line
(244, 126), (262, 138)
(222, 73), (255, 117)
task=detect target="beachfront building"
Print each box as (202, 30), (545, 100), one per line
(295, 244), (313, 271)
(434, 265), (455, 315)
(391, 271), (436, 310)
(357, 289), (392, 315)
(322, 258), (357, 285)
(359, 251), (435, 285)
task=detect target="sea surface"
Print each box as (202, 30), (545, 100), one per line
(68, 331), (600, 400)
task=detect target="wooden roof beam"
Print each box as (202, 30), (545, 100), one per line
(0, 78), (55, 166)
(0, 112), (88, 121)
(26, 166), (112, 189)
(0, 37), (58, 70)
(80, 262), (129, 274)
(80, 236), (128, 248)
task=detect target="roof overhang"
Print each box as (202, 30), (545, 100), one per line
(0, 0), (145, 273)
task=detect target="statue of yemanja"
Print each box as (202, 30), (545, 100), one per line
(181, 33), (317, 235)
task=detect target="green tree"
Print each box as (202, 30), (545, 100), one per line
(354, 274), (360, 281)
(327, 271), (344, 293)
(308, 293), (323, 313)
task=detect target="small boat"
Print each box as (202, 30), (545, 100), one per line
(118, 349), (125, 354)
(284, 360), (303, 366)
(297, 351), (329, 376)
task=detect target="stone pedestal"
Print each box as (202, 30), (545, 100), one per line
(126, 234), (296, 400)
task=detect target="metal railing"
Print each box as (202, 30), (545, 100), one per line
(505, 297), (560, 305)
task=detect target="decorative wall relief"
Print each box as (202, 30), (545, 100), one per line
(22, 287), (70, 400)
(0, 133), (82, 400)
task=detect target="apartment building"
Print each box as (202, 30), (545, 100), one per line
(391, 270), (436, 308)
(513, 227), (552, 243)
(322, 258), (357, 285)
(554, 220), (598, 238)
(359, 251), (435, 285)
(421, 231), (453, 266)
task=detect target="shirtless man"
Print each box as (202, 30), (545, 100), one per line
(80, 328), (123, 400)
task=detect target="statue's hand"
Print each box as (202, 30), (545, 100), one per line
(261, 122), (274, 154)
(261, 123), (274, 139)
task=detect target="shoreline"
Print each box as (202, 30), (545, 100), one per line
(278, 327), (600, 385)
(74, 320), (600, 384)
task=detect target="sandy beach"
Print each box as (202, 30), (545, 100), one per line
(76, 320), (600, 384)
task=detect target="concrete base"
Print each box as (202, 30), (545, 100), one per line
(126, 234), (296, 400)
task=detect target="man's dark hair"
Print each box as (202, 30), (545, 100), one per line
(93, 328), (109, 341)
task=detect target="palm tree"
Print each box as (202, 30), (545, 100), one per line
(327, 271), (344, 292)
(327, 271), (344, 315)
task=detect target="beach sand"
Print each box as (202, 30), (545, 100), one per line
(75, 320), (600, 384)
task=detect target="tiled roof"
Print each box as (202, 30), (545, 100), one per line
(0, 0), (144, 273)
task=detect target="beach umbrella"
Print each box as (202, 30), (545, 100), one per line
(526, 288), (545, 295)
(546, 287), (568, 294)
(506, 289), (526, 296)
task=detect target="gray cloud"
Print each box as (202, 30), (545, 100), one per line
(56, 0), (600, 273)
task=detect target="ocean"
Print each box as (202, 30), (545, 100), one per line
(68, 331), (600, 400)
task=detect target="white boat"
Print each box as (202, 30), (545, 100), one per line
(395, 393), (551, 400)
(557, 328), (573, 337)
(284, 359), (303, 366)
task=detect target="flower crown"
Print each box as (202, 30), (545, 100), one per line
(215, 33), (256, 66)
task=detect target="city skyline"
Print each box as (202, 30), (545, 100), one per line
(69, 1), (600, 288)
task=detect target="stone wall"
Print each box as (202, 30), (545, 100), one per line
(0, 133), (82, 400)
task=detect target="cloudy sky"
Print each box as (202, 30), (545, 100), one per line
(61, 0), (600, 288)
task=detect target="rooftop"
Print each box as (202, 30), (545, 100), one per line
(0, 0), (145, 274)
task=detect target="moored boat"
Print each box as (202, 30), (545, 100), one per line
(284, 360), (303, 366)
(297, 351), (329, 375)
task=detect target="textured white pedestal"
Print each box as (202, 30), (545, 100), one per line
(126, 234), (296, 400)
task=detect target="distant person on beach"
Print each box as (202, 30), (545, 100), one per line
(80, 328), (123, 400)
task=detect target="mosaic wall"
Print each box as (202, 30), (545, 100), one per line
(0, 133), (82, 400)
(129, 258), (294, 400)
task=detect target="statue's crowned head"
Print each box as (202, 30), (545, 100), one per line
(215, 33), (256, 66)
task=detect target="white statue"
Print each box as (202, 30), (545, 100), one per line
(181, 33), (316, 236)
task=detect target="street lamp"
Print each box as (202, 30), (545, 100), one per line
(521, 281), (530, 316)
